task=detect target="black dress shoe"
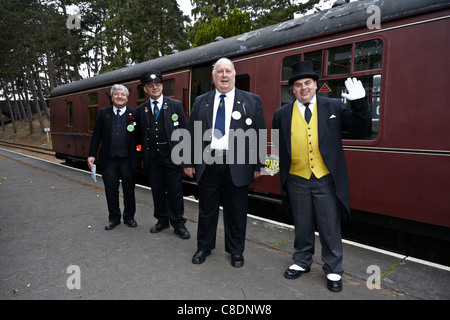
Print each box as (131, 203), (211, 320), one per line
(150, 222), (169, 233)
(105, 221), (120, 230)
(284, 266), (310, 279)
(174, 227), (190, 239)
(192, 250), (211, 264)
(231, 254), (244, 267)
(124, 219), (137, 227)
(327, 279), (343, 292)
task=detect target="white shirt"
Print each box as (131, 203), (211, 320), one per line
(211, 88), (235, 150)
(113, 106), (126, 116)
(150, 95), (164, 114)
(296, 95), (316, 121)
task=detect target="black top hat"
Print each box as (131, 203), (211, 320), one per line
(140, 71), (163, 84)
(289, 60), (319, 85)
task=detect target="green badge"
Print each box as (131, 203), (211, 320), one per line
(172, 114), (179, 121)
(127, 125), (135, 132)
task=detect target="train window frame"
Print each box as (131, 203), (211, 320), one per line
(280, 38), (384, 141)
(88, 92), (99, 132)
(162, 78), (175, 97)
(236, 74), (250, 92)
(88, 92), (98, 105)
(67, 101), (73, 127)
(327, 44), (352, 76)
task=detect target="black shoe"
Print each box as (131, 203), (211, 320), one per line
(124, 219), (137, 227)
(284, 266), (310, 279)
(231, 254), (244, 267)
(150, 222), (169, 233)
(192, 250), (211, 264)
(105, 221), (120, 230)
(174, 227), (190, 239)
(327, 278), (343, 292)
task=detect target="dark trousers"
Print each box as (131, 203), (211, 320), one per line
(147, 155), (185, 229)
(102, 157), (136, 223)
(286, 173), (343, 276)
(197, 163), (248, 255)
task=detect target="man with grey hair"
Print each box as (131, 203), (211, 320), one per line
(184, 58), (266, 267)
(88, 84), (140, 230)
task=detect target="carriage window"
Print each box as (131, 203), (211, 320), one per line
(88, 93), (98, 105)
(327, 44), (352, 76)
(281, 54), (301, 81)
(162, 79), (175, 97)
(280, 39), (382, 140)
(280, 85), (295, 106)
(88, 93), (98, 131)
(89, 107), (98, 131)
(67, 101), (73, 127)
(354, 39), (383, 71)
(236, 74), (250, 92)
(317, 75), (380, 140)
(304, 50), (322, 76)
(138, 84), (146, 100)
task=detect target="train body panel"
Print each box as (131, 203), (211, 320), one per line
(50, 0), (450, 231)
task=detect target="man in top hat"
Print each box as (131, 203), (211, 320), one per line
(272, 60), (370, 292)
(135, 71), (190, 239)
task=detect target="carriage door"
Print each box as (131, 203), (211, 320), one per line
(190, 65), (213, 110)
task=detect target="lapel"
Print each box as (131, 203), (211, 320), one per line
(202, 91), (216, 129)
(162, 97), (173, 134)
(230, 89), (247, 130)
(105, 106), (114, 133)
(142, 100), (151, 127)
(124, 106), (134, 141)
(281, 101), (294, 156)
(316, 96), (330, 143)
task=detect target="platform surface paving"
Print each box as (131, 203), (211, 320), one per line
(1, 148), (449, 302)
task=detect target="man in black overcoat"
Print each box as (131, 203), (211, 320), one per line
(88, 84), (140, 230)
(135, 71), (190, 239)
(184, 58), (266, 267)
(272, 61), (370, 292)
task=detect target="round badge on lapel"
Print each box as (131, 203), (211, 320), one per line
(246, 118), (252, 125)
(232, 111), (241, 120)
(127, 125), (135, 132)
(172, 114), (179, 121)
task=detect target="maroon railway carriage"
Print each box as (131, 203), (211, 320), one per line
(50, 0), (450, 238)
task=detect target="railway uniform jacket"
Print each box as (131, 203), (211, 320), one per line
(135, 96), (186, 170)
(272, 95), (370, 221)
(185, 88), (266, 187)
(88, 105), (140, 173)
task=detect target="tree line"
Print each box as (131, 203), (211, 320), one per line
(0, 0), (330, 135)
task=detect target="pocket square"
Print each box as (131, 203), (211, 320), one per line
(329, 115), (337, 119)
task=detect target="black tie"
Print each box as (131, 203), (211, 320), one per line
(153, 101), (159, 119)
(304, 102), (311, 124)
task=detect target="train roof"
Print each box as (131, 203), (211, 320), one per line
(50, 0), (450, 97)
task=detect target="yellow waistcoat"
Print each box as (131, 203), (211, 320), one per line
(289, 101), (330, 179)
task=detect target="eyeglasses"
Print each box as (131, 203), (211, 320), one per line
(145, 83), (162, 88)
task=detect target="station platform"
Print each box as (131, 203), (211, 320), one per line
(1, 147), (449, 303)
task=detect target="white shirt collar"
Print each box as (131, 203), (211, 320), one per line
(216, 88), (235, 101)
(150, 95), (164, 112)
(113, 106), (126, 116)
